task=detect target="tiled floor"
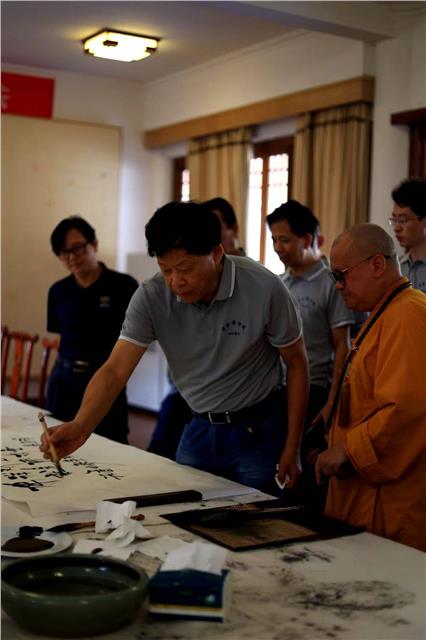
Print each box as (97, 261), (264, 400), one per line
(127, 406), (158, 450)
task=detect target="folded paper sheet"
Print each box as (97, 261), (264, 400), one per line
(160, 541), (228, 575)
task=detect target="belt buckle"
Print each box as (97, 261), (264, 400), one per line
(207, 411), (232, 424)
(72, 360), (89, 373)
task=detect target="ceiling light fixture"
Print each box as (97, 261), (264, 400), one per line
(82, 29), (159, 62)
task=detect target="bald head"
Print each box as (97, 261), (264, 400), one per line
(332, 224), (397, 261)
(330, 224), (402, 312)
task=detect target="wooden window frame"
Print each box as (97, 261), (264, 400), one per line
(391, 108), (426, 178)
(252, 136), (293, 263)
(173, 156), (186, 201)
(145, 76), (374, 148)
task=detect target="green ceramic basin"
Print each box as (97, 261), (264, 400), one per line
(1, 553), (149, 637)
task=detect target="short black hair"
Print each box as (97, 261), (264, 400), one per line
(391, 178), (426, 218)
(145, 201), (222, 257)
(266, 200), (320, 244)
(50, 216), (96, 255)
(204, 197), (237, 228)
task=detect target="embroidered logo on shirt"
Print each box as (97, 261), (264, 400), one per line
(99, 296), (111, 308)
(296, 295), (317, 310)
(222, 320), (246, 336)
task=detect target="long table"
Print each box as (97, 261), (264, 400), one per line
(2, 397), (425, 640)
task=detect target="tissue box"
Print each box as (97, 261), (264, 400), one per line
(148, 569), (231, 621)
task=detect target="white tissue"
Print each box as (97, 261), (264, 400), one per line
(105, 519), (153, 546)
(72, 500), (155, 560)
(160, 541), (228, 575)
(275, 465), (290, 490)
(137, 536), (190, 561)
(95, 500), (137, 533)
(92, 499), (154, 548)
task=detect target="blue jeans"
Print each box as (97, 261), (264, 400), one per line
(175, 387), (287, 495)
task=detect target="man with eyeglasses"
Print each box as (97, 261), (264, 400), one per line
(389, 177), (426, 293)
(315, 223), (426, 552)
(46, 216), (138, 443)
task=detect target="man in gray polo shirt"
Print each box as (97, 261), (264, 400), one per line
(148, 197), (245, 460)
(389, 178), (426, 293)
(266, 200), (354, 509)
(42, 201), (309, 495)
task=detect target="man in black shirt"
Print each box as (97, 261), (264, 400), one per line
(46, 216), (138, 443)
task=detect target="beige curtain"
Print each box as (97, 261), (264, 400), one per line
(293, 103), (372, 254)
(187, 127), (251, 243)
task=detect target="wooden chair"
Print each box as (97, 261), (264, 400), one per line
(1, 325), (10, 393)
(2, 331), (39, 401)
(37, 337), (60, 408)
(1, 324), (9, 348)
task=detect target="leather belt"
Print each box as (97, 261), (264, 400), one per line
(197, 386), (283, 425)
(56, 356), (91, 371)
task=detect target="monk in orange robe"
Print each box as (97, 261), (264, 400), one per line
(316, 223), (426, 552)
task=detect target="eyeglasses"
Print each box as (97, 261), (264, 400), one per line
(59, 242), (89, 260)
(388, 215), (421, 226)
(328, 254), (392, 285)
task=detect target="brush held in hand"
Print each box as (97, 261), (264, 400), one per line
(38, 412), (65, 476)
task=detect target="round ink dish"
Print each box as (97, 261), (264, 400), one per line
(1, 554), (149, 637)
(1, 529), (72, 558)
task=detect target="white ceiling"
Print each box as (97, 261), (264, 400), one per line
(1, 1), (296, 84)
(2, 1), (425, 86)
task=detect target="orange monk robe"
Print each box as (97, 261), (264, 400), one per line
(326, 278), (426, 552)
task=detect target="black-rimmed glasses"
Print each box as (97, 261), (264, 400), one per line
(59, 242), (89, 260)
(328, 255), (392, 285)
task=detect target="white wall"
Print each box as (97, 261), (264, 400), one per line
(5, 13), (425, 271)
(141, 30), (374, 248)
(143, 31), (373, 128)
(370, 11), (426, 231)
(144, 19), (425, 236)
(3, 64), (155, 272)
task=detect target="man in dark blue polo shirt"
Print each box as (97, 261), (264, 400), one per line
(46, 216), (138, 443)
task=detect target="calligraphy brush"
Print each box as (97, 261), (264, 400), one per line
(18, 514), (146, 537)
(38, 412), (65, 476)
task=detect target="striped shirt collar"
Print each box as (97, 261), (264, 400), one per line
(283, 260), (327, 282)
(400, 253), (426, 265)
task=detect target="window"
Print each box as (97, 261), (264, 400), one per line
(173, 157), (189, 202)
(172, 135), (293, 274)
(246, 137), (293, 274)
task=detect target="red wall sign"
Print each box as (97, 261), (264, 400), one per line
(1, 72), (55, 118)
